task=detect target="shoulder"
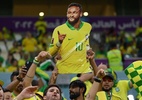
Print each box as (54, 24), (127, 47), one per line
(35, 91), (43, 99)
(55, 23), (67, 29)
(96, 91), (107, 99)
(96, 91), (106, 95)
(118, 80), (129, 83)
(116, 80), (129, 87)
(83, 22), (92, 28)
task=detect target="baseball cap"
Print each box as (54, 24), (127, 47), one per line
(103, 72), (114, 80)
(0, 80), (4, 86)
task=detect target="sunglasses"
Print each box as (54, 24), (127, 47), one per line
(102, 78), (113, 82)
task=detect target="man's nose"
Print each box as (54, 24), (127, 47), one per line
(53, 90), (58, 94)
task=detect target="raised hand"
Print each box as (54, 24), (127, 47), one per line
(15, 86), (38, 100)
(19, 66), (28, 78)
(96, 69), (106, 79)
(86, 48), (95, 60)
(54, 53), (62, 63)
(58, 31), (66, 44)
(49, 67), (58, 85)
(36, 51), (52, 62)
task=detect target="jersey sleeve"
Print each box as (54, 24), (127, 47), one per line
(48, 27), (60, 56)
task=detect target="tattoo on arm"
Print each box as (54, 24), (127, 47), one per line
(86, 93), (90, 99)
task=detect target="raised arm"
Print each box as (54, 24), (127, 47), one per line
(14, 86), (38, 100)
(6, 66), (27, 91)
(48, 29), (66, 56)
(86, 69), (105, 100)
(23, 51), (52, 88)
(87, 48), (98, 75)
(49, 67), (58, 85)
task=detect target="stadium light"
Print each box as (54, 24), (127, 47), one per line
(83, 12), (88, 16)
(39, 12), (44, 17)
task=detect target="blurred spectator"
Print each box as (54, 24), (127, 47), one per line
(1, 27), (15, 41)
(0, 48), (5, 72)
(37, 33), (51, 51)
(5, 52), (15, 68)
(18, 52), (31, 68)
(34, 16), (47, 38)
(9, 41), (19, 54)
(135, 24), (142, 57)
(95, 44), (107, 59)
(135, 24), (142, 36)
(0, 30), (3, 40)
(119, 31), (137, 58)
(0, 57), (5, 72)
(107, 41), (123, 71)
(22, 31), (38, 59)
(6, 58), (18, 72)
(3, 89), (13, 100)
(105, 27), (119, 50)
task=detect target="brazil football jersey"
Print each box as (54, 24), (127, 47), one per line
(112, 80), (130, 100)
(49, 21), (92, 73)
(96, 91), (122, 100)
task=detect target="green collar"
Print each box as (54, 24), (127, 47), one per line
(105, 90), (112, 100)
(66, 21), (84, 30)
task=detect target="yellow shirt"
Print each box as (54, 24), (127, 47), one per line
(112, 80), (130, 100)
(49, 21), (92, 74)
(12, 91), (43, 100)
(6, 66), (17, 72)
(35, 20), (47, 34)
(0, 67), (6, 72)
(24, 96), (41, 100)
(22, 37), (37, 52)
(107, 49), (123, 71)
(96, 91), (122, 100)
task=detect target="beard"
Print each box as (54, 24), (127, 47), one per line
(69, 92), (80, 99)
(68, 17), (80, 25)
(102, 87), (112, 92)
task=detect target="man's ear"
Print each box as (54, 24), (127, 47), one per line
(80, 12), (83, 17)
(80, 88), (85, 93)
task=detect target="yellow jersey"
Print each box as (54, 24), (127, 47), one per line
(49, 21), (92, 74)
(112, 80), (130, 100)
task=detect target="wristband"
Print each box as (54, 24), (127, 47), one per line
(16, 76), (23, 82)
(33, 57), (40, 65)
(94, 76), (101, 83)
(33, 59), (39, 65)
(34, 57), (39, 62)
